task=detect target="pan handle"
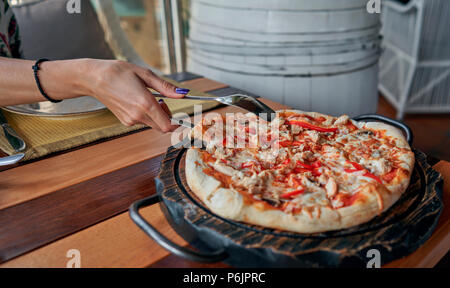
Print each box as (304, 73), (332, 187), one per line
(353, 114), (413, 146)
(129, 194), (228, 263)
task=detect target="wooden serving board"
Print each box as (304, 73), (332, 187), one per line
(149, 146), (444, 267)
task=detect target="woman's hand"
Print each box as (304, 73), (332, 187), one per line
(81, 59), (189, 132)
(0, 57), (185, 132)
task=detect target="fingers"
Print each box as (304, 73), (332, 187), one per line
(120, 83), (173, 132)
(145, 93), (174, 132)
(134, 67), (190, 99)
(129, 80), (178, 132)
(140, 90), (179, 132)
(158, 99), (173, 118)
(140, 113), (177, 133)
(158, 99), (179, 131)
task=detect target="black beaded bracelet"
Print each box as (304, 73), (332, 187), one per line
(32, 58), (62, 103)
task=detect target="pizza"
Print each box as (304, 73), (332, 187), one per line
(185, 110), (415, 233)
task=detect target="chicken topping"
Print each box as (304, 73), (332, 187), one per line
(325, 177), (338, 198)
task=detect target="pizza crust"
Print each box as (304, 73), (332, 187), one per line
(185, 110), (415, 233)
(186, 150), (244, 219)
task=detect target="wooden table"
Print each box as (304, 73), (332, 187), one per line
(0, 73), (448, 268)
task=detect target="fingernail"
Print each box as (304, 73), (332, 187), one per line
(158, 99), (164, 103)
(175, 88), (190, 94)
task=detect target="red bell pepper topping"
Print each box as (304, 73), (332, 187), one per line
(344, 161), (383, 184)
(294, 160), (322, 176)
(363, 172), (383, 184)
(344, 161), (364, 172)
(302, 114), (316, 122)
(382, 168), (397, 182)
(349, 161), (364, 170)
(311, 169), (322, 177)
(292, 167), (307, 173)
(277, 140), (304, 147)
(296, 160), (313, 170)
(281, 189), (305, 199)
(286, 120), (338, 133)
(274, 158), (291, 169)
(278, 140), (293, 147)
(312, 160), (322, 168)
(316, 116), (326, 122)
(241, 162), (254, 169)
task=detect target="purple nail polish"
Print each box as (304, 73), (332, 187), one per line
(158, 99), (164, 103)
(175, 88), (190, 94)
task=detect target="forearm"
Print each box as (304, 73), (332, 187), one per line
(0, 57), (90, 106)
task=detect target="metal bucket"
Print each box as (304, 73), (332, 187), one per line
(187, 0), (381, 116)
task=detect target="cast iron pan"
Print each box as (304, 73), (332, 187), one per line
(129, 114), (443, 267)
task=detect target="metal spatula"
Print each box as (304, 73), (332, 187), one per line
(153, 92), (276, 122)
